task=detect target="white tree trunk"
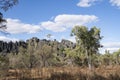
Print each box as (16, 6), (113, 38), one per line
(86, 50), (92, 70)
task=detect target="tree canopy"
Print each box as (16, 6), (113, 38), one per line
(71, 26), (103, 69)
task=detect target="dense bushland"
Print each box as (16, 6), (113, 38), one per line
(0, 26), (120, 80)
(0, 37), (120, 80)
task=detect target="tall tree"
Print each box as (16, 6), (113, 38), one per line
(71, 26), (102, 70)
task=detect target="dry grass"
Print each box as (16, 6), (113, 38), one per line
(1, 65), (120, 80)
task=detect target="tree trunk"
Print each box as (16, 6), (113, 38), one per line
(43, 60), (45, 67)
(86, 50), (92, 70)
(116, 57), (119, 65)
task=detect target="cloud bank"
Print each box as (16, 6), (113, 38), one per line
(77, 0), (120, 8)
(5, 14), (98, 33)
(6, 18), (41, 34)
(110, 0), (120, 8)
(0, 36), (19, 42)
(100, 42), (120, 53)
(41, 14), (98, 32)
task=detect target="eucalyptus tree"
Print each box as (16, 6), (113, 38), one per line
(71, 26), (102, 69)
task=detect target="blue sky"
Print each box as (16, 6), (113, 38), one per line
(0, 0), (120, 53)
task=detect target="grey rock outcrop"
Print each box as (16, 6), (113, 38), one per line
(0, 37), (76, 55)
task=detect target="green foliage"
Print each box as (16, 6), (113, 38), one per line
(18, 45), (41, 69)
(71, 26), (102, 69)
(64, 46), (87, 66)
(1, 34), (120, 76)
(0, 55), (9, 78)
(36, 44), (54, 67)
(0, 55), (9, 68)
(112, 49), (120, 65)
(71, 26), (102, 54)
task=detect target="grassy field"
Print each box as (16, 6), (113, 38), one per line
(1, 66), (120, 80)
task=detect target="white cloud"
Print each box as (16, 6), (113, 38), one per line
(103, 42), (120, 48)
(41, 21), (66, 32)
(100, 48), (119, 54)
(110, 0), (120, 8)
(77, 0), (120, 8)
(5, 14), (98, 33)
(100, 42), (120, 53)
(41, 14), (98, 32)
(0, 36), (19, 42)
(6, 18), (41, 34)
(105, 48), (119, 52)
(77, 0), (98, 7)
(68, 37), (76, 43)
